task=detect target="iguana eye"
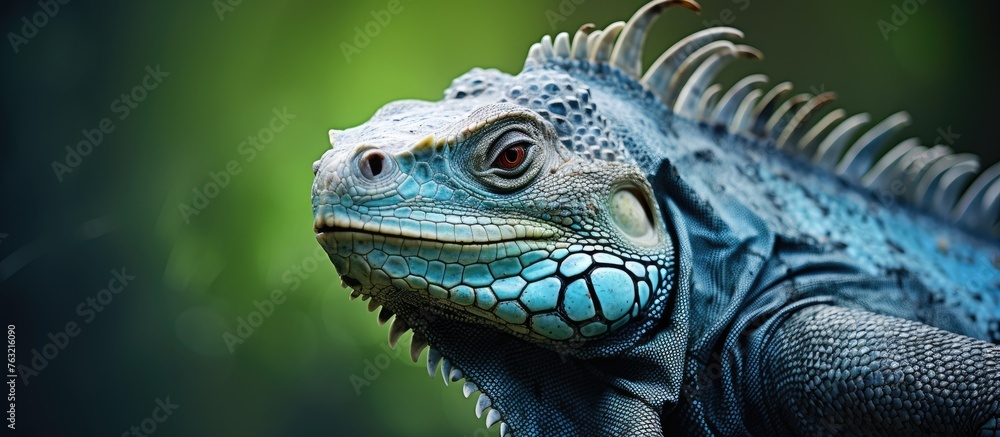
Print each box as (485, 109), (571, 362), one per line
(494, 144), (526, 169)
(489, 130), (533, 174)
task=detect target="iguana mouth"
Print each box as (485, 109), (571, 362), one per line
(314, 225), (531, 246)
(312, 210), (561, 245)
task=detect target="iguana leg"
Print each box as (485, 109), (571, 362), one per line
(754, 305), (999, 436)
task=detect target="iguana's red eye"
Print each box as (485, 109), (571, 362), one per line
(494, 144), (526, 169)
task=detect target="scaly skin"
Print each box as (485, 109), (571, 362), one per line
(311, 1), (1000, 435)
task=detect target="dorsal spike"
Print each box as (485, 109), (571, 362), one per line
(763, 92), (810, 139)
(914, 154), (978, 208)
(674, 44), (761, 118)
(642, 27), (743, 103)
(888, 142), (951, 190)
(903, 147), (952, 200)
(777, 92), (837, 149)
(553, 32), (571, 59)
(977, 179), (1000, 231)
(835, 111), (912, 180)
(933, 161), (980, 213)
(585, 30), (604, 61)
(591, 21), (626, 63)
(712, 74), (768, 125)
(571, 24), (595, 60)
(539, 35), (555, 61)
(696, 83), (724, 121)
(731, 89), (763, 133)
(861, 138), (922, 188)
(661, 40), (736, 106)
(797, 109), (846, 157)
(812, 113), (871, 168)
(526, 43), (546, 66)
(953, 161), (1000, 226)
(750, 82), (793, 137)
(610, 0), (701, 77)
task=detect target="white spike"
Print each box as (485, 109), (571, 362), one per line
(486, 409), (502, 428)
(749, 82), (793, 137)
(449, 366), (464, 382)
(953, 162), (1000, 226)
(426, 347), (442, 378)
(763, 93), (810, 139)
(731, 89), (763, 133)
(610, 0), (700, 77)
(642, 28), (743, 103)
(861, 138), (922, 188)
(539, 35), (554, 61)
(571, 24), (595, 60)
(812, 113), (870, 168)
(475, 394), (492, 418)
(526, 43), (546, 65)
(590, 22), (625, 63)
(712, 74), (768, 125)
(933, 161), (980, 212)
(978, 179), (1000, 231)
(902, 150), (951, 203)
(777, 92), (836, 149)
(500, 422), (510, 437)
(661, 41), (734, 106)
(797, 109), (846, 157)
(696, 84), (724, 122)
(836, 111), (912, 180)
(553, 32), (571, 59)
(387, 317), (409, 349)
(441, 358), (453, 386)
(914, 154), (978, 208)
(675, 45), (762, 118)
(462, 382), (478, 398)
(409, 332), (428, 362)
(585, 30), (604, 61)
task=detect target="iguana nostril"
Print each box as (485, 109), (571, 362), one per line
(358, 149), (392, 180)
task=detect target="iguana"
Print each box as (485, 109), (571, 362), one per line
(310, 1), (1000, 435)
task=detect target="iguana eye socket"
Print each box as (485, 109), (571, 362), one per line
(494, 144), (527, 169)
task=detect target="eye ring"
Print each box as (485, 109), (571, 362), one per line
(493, 144), (527, 170)
(486, 129), (534, 177)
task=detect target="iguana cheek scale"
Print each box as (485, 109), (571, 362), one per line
(311, 1), (1000, 435)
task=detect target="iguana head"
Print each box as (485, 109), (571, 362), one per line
(312, 1), (710, 435)
(312, 82), (674, 343)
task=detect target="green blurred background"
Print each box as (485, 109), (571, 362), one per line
(1, 0), (996, 435)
